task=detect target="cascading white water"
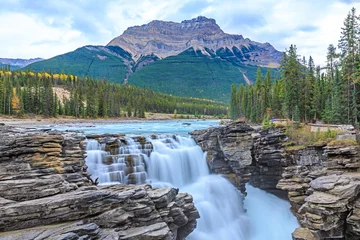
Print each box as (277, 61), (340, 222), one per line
(147, 136), (250, 240)
(244, 184), (300, 240)
(85, 133), (299, 240)
(85, 138), (148, 185)
(85, 140), (113, 183)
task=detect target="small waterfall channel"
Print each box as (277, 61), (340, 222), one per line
(85, 135), (298, 240)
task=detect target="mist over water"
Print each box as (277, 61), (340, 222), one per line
(83, 121), (299, 240)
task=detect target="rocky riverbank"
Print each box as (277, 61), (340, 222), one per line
(0, 125), (199, 240)
(190, 121), (360, 240)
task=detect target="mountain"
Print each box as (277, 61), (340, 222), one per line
(108, 16), (282, 68)
(129, 47), (279, 102)
(0, 58), (43, 69)
(27, 46), (132, 84)
(27, 16), (282, 102)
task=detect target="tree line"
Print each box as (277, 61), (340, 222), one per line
(230, 7), (360, 126)
(0, 68), (228, 118)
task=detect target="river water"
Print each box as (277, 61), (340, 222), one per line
(75, 120), (299, 240)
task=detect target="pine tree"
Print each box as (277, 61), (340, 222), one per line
(263, 69), (272, 115)
(282, 45), (301, 120)
(254, 67), (263, 121)
(230, 84), (239, 120)
(338, 7), (360, 124)
(304, 56), (315, 122)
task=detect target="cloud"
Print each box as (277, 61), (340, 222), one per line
(297, 26), (318, 33)
(0, 0), (359, 65)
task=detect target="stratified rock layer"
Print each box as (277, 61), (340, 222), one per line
(0, 126), (199, 240)
(190, 122), (288, 197)
(190, 121), (255, 193)
(278, 145), (360, 240)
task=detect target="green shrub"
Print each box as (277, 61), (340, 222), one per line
(262, 114), (274, 130)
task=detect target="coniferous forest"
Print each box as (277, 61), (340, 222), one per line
(230, 7), (360, 126)
(0, 69), (228, 118)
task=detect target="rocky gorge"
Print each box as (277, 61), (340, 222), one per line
(0, 125), (199, 240)
(0, 120), (359, 240)
(190, 121), (360, 240)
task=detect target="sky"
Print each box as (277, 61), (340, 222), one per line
(1, 0), (360, 66)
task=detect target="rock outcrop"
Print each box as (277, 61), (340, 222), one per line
(190, 122), (254, 193)
(190, 122), (289, 197)
(191, 121), (360, 239)
(0, 126), (199, 240)
(0, 57), (44, 68)
(108, 16), (282, 67)
(0, 126), (89, 201)
(278, 145), (360, 240)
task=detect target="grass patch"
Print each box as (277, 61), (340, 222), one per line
(285, 145), (307, 151)
(285, 124), (338, 148)
(327, 139), (358, 146)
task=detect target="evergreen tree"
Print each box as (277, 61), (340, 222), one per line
(282, 45), (301, 120)
(230, 84), (239, 120)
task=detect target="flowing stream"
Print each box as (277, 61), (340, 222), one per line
(83, 120), (299, 240)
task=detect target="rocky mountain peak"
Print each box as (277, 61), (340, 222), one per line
(0, 57), (44, 68)
(107, 16), (282, 67)
(180, 16), (223, 33)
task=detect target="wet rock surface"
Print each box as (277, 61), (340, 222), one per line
(0, 125), (199, 240)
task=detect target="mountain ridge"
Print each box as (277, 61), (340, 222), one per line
(25, 16), (282, 102)
(107, 16), (282, 67)
(0, 57), (44, 69)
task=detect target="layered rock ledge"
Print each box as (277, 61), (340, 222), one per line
(0, 126), (199, 240)
(190, 121), (360, 240)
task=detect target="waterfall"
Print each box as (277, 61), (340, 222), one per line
(85, 135), (299, 240)
(147, 136), (250, 239)
(85, 138), (149, 185)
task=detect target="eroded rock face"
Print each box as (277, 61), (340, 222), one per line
(0, 126), (199, 240)
(251, 128), (289, 198)
(0, 126), (89, 201)
(278, 145), (360, 240)
(190, 121), (254, 193)
(190, 122), (289, 196)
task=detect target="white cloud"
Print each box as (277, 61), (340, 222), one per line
(0, 12), (89, 58)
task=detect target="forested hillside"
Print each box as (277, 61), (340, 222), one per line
(230, 7), (360, 126)
(25, 16), (282, 103)
(0, 67), (228, 118)
(129, 48), (278, 102)
(27, 46), (278, 103)
(27, 46), (131, 84)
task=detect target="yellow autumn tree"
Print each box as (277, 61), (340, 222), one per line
(11, 88), (21, 115)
